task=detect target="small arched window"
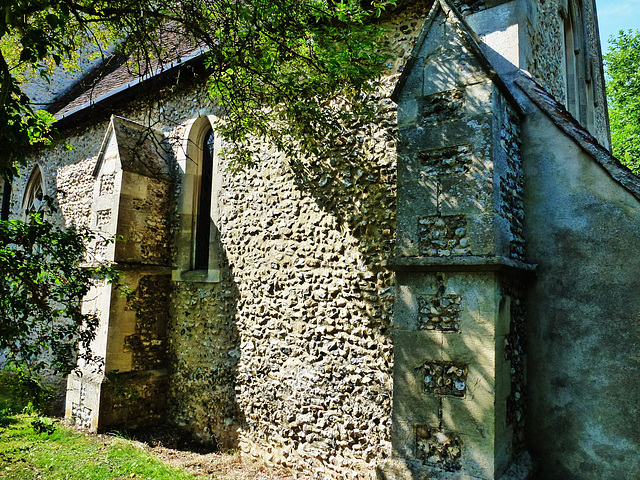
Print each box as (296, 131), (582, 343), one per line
(22, 166), (45, 219)
(194, 129), (215, 270)
(563, 0), (595, 133)
(172, 115), (221, 283)
(1, 178), (10, 220)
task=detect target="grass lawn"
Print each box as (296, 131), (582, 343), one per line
(0, 374), (301, 480)
(0, 374), (199, 480)
(0, 413), (200, 480)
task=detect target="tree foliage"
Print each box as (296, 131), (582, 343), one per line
(0, 0), (398, 378)
(604, 29), (640, 175)
(1, 0), (398, 175)
(0, 208), (113, 375)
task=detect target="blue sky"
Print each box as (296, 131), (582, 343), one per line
(595, 0), (640, 53)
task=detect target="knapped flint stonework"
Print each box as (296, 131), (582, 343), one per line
(419, 145), (473, 178)
(123, 275), (171, 371)
(11, 1), (638, 479)
(452, 0), (486, 16)
(525, 1), (565, 105)
(419, 89), (465, 124)
(70, 382), (94, 430)
(160, 7), (432, 477)
(99, 370), (169, 430)
(99, 173), (116, 196)
(418, 293), (462, 331)
(57, 156), (97, 228)
(498, 104), (525, 260)
(197, 105), (399, 474)
(128, 178), (172, 265)
(96, 209), (112, 227)
(168, 275), (241, 450)
(502, 280), (526, 449)
(418, 215), (470, 257)
(422, 361), (468, 397)
(416, 425), (463, 471)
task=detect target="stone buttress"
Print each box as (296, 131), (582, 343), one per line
(380, 2), (534, 479)
(65, 116), (174, 432)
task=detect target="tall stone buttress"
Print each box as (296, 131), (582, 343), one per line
(65, 116), (174, 432)
(380, 2), (535, 478)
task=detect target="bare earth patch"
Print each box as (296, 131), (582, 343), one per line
(80, 424), (313, 480)
(141, 445), (302, 480)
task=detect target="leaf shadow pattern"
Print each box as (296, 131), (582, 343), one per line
(287, 92), (399, 332)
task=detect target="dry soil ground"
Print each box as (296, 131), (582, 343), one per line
(90, 424), (314, 480)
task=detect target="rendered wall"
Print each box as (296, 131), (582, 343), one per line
(521, 105), (640, 479)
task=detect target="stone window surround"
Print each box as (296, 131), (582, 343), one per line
(21, 164), (46, 220)
(172, 114), (222, 283)
(561, 0), (596, 135)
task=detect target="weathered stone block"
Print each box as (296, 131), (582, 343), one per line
(439, 174), (493, 216)
(398, 97), (419, 129)
(466, 213), (495, 255)
(422, 55), (457, 96)
(391, 394), (441, 459)
(463, 82), (494, 116)
(441, 333), (496, 367)
(456, 53), (487, 86)
(441, 368), (497, 436)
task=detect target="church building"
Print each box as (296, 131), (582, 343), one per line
(3, 1), (639, 479)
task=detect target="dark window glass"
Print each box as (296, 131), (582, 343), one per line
(194, 129), (214, 270)
(1, 178), (10, 220)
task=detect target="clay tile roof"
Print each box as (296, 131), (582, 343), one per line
(515, 74), (640, 201)
(50, 29), (205, 121)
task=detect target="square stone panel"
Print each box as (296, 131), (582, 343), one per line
(416, 425), (463, 471)
(99, 173), (116, 196)
(422, 361), (468, 397)
(419, 89), (464, 124)
(96, 209), (112, 226)
(418, 294), (462, 331)
(418, 145), (473, 178)
(418, 215), (471, 256)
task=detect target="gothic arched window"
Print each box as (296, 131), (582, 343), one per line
(194, 128), (215, 270)
(1, 178), (10, 220)
(172, 115), (221, 283)
(563, 0), (595, 133)
(22, 166), (45, 219)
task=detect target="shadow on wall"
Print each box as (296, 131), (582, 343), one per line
(391, 271), (526, 476)
(196, 91), (401, 472)
(167, 222), (245, 451)
(287, 94), (398, 331)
